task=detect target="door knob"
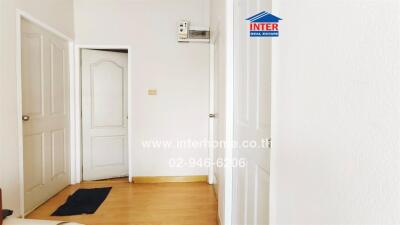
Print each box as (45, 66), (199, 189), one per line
(22, 115), (30, 121)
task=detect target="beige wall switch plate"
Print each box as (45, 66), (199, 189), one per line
(148, 89), (157, 95)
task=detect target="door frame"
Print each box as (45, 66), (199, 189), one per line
(225, 0), (234, 223)
(74, 45), (133, 183)
(16, 9), (75, 216)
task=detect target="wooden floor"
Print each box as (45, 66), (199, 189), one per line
(27, 179), (218, 225)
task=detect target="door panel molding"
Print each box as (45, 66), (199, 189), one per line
(21, 32), (44, 118)
(23, 132), (45, 193)
(91, 135), (126, 168)
(51, 129), (67, 179)
(50, 42), (66, 116)
(90, 60), (125, 128)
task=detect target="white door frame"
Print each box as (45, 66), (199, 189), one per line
(225, 0), (234, 223)
(74, 45), (133, 184)
(16, 9), (75, 216)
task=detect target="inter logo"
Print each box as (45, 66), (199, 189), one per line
(246, 11), (282, 37)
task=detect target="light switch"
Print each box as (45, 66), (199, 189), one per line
(148, 89), (157, 95)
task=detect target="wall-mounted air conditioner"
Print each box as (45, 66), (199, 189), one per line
(177, 20), (210, 43)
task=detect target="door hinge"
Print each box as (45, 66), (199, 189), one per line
(268, 138), (272, 148)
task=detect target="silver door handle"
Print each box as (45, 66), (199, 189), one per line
(22, 115), (30, 121)
(209, 114), (216, 118)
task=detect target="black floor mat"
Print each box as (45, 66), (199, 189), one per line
(52, 187), (112, 216)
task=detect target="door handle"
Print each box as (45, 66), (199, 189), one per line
(22, 115), (30, 121)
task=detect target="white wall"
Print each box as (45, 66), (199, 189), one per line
(0, 0), (74, 217)
(74, 0), (210, 177)
(271, 0), (400, 224)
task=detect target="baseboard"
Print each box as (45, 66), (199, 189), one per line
(133, 175), (208, 184)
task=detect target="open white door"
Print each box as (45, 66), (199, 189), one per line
(81, 49), (128, 181)
(208, 43), (216, 185)
(21, 18), (70, 213)
(232, 0), (272, 224)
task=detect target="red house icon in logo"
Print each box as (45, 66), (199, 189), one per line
(246, 11), (282, 37)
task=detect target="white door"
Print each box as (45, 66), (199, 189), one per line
(232, 0), (272, 224)
(209, 43), (216, 185)
(21, 18), (70, 213)
(81, 49), (128, 181)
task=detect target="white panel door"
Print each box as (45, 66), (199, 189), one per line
(21, 19), (70, 213)
(232, 0), (272, 224)
(82, 49), (128, 181)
